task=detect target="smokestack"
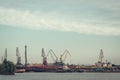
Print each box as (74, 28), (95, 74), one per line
(25, 45), (27, 68)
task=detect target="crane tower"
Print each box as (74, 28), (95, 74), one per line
(16, 47), (21, 65)
(47, 49), (58, 63)
(41, 48), (47, 65)
(98, 49), (104, 63)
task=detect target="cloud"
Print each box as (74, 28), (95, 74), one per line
(0, 7), (120, 36)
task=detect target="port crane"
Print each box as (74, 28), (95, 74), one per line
(41, 48), (48, 65)
(95, 49), (104, 67)
(47, 49), (58, 63)
(16, 47), (21, 65)
(16, 47), (25, 73)
(59, 49), (71, 64)
(98, 49), (104, 63)
(47, 49), (71, 66)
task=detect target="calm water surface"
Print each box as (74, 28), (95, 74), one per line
(0, 72), (120, 80)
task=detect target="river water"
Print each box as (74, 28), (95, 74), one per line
(0, 72), (120, 80)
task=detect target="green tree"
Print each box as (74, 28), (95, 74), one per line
(0, 59), (15, 75)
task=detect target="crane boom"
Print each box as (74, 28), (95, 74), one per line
(63, 50), (71, 62)
(47, 49), (58, 63)
(60, 49), (71, 63)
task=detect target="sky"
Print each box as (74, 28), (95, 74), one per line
(0, 0), (120, 65)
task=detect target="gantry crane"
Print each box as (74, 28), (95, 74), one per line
(47, 49), (58, 63)
(41, 48), (47, 65)
(16, 47), (21, 65)
(47, 49), (71, 66)
(59, 49), (71, 64)
(98, 49), (104, 63)
(16, 47), (25, 73)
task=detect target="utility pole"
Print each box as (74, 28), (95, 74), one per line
(25, 45), (27, 68)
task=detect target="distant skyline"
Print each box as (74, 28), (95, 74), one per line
(0, 0), (120, 65)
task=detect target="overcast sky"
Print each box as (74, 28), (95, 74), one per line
(0, 0), (120, 65)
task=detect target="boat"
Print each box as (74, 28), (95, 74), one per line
(15, 64), (25, 73)
(16, 69), (25, 73)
